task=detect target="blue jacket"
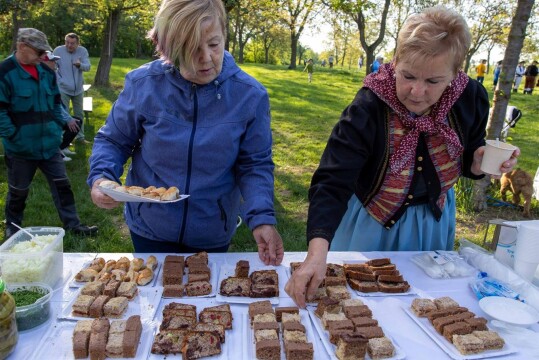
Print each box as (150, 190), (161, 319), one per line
(88, 52), (276, 248)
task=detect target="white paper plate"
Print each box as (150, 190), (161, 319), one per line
(247, 308), (320, 360)
(403, 306), (516, 359)
(69, 260), (162, 288)
(160, 261), (218, 298)
(479, 296), (539, 327)
(308, 307), (406, 360)
(99, 186), (189, 203)
(216, 265), (288, 305)
(148, 297), (246, 360)
(31, 320), (155, 360)
(59, 286), (163, 322)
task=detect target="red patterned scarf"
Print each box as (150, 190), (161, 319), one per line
(363, 63), (468, 174)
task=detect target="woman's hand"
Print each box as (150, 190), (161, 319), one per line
(471, 145), (520, 179)
(252, 225), (284, 266)
(285, 238), (329, 308)
(90, 178), (121, 209)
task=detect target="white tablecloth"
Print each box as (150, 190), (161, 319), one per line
(10, 251), (538, 359)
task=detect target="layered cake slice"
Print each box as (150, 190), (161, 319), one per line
(220, 277), (251, 297)
(181, 330), (221, 360)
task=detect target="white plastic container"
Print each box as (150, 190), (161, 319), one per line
(0, 227), (64, 288)
(7, 282), (53, 331)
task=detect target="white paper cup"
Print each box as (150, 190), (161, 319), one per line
(514, 260), (539, 282)
(514, 223), (539, 262)
(480, 140), (516, 175)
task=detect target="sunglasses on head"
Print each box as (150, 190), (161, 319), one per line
(25, 43), (46, 57)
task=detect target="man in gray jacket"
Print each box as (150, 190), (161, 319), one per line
(53, 33), (91, 144)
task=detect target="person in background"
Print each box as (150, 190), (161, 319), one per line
(42, 51), (82, 162)
(285, 6), (519, 307)
(303, 58), (314, 83)
(371, 56), (383, 73)
(492, 60), (502, 89)
(475, 59), (487, 83)
(523, 60), (538, 94)
(53, 33), (91, 145)
(358, 56), (364, 70)
(0, 28), (98, 239)
(88, 0), (284, 263)
(513, 60), (525, 93)
(328, 55), (334, 68)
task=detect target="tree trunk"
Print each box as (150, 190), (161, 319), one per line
(10, 11), (22, 52)
(288, 31), (298, 69)
(472, 0), (534, 211)
(94, 8), (122, 87)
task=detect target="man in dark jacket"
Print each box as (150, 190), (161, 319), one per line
(0, 28), (97, 239)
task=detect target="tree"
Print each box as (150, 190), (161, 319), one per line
(329, 0), (391, 76)
(473, 0), (535, 212)
(278, 0), (319, 69)
(0, 0), (44, 51)
(94, 0), (153, 86)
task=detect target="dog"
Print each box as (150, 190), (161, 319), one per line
(500, 169), (534, 217)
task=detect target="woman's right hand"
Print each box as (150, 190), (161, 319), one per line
(90, 178), (120, 209)
(284, 237), (329, 308)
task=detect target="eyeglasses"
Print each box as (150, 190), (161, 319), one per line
(25, 43), (46, 57)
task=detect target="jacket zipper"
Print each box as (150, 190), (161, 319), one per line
(217, 199), (228, 232)
(178, 84), (198, 245)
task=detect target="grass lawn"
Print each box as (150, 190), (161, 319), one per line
(0, 59), (537, 252)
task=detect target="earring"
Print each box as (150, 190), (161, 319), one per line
(448, 81), (452, 87)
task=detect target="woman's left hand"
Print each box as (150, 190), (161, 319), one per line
(471, 145), (520, 179)
(252, 225), (284, 266)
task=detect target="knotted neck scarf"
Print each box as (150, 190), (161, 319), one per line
(363, 63), (468, 174)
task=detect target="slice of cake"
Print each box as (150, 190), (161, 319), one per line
(251, 270), (279, 285)
(220, 277), (251, 297)
(452, 334), (484, 355)
(351, 316), (378, 329)
(322, 312), (348, 329)
(181, 330), (221, 359)
(325, 276), (348, 287)
(336, 333), (368, 360)
(73, 320), (93, 359)
(328, 319), (354, 332)
(377, 281), (410, 293)
(193, 322), (226, 343)
(81, 281), (104, 297)
(283, 329), (307, 343)
(281, 312), (301, 323)
(234, 260), (250, 277)
(116, 282), (138, 300)
(160, 315), (195, 331)
(199, 309), (233, 329)
(185, 251), (208, 267)
(465, 317), (488, 331)
(151, 331), (186, 355)
(109, 320), (127, 334)
(347, 271), (377, 282)
(250, 284), (279, 298)
(377, 274), (404, 283)
(344, 305), (372, 319)
(315, 297), (341, 318)
(105, 332), (124, 358)
(427, 307), (469, 322)
(253, 313), (278, 327)
(443, 321), (473, 342)
(163, 285), (184, 297)
(472, 330), (505, 350)
(188, 263), (211, 275)
(187, 273), (210, 283)
(122, 315), (142, 357)
(326, 263), (345, 278)
(185, 281), (212, 296)
(255, 329), (279, 342)
(367, 336), (395, 359)
(103, 280), (122, 297)
(285, 342), (314, 360)
(326, 286), (351, 301)
(434, 296), (460, 310)
(411, 298), (437, 317)
(281, 321), (305, 333)
(249, 300), (274, 321)
(366, 258), (391, 267)
(347, 279), (378, 293)
(355, 326), (385, 339)
(275, 307), (299, 322)
(103, 296), (129, 318)
(256, 339), (280, 360)
(89, 294), (111, 318)
(72, 295), (96, 317)
(433, 312), (475, 334)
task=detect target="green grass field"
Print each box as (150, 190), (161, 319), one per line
(0, 59), (537, 252)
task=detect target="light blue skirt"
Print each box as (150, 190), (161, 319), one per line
(331, 188), (456, 251)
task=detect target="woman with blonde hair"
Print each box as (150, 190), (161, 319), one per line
(286, 5), (519, 307)
(88, 0), (283, 264)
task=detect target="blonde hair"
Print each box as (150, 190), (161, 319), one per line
(148, 0), (226, 71)
(395, 6), (471, 74)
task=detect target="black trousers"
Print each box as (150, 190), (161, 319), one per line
(60, 117), (83, 150)
(4, 153), (81, 231)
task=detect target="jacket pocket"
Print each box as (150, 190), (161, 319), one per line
(217, 198), (228, 233)
(11, 89), (33, 112)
